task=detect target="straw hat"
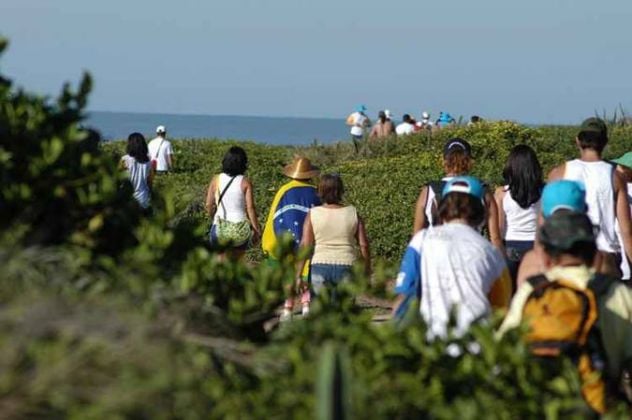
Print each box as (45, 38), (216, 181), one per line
(283, 157), (320, 179)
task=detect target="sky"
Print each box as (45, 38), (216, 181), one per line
(1, 0), (632, 124)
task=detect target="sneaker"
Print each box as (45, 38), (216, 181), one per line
(280, 308), (293, 322)
(301, 304), (310, 317)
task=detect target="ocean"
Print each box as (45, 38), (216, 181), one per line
(87, 111), (349, 145)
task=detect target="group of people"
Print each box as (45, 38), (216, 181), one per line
(120, 125), (175, 209)
(202, 147), (370, 319)
(394, 117), (632, 414)
(346, 105), (465, 148)
(122, 115), (632, 413)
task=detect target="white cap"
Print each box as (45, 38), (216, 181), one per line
(156, 125), (166, 134)
(384, 109), (393, 119)
(421, 112), (430, 119)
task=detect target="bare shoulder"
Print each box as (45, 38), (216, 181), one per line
(547, 163), (565, 181)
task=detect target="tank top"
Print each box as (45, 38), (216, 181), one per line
(213, 173), (247, 224)
(564, 159), (619, 253)
(310, 205), (359, 266)
(424, 176), (454, 225)
(502, 187), (539, 241)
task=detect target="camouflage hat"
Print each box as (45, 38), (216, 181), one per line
(539, 211), (597, 251)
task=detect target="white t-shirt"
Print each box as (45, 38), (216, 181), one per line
(121, 155), (151, 208)
(148, 136), (173, 171)
(348, 112), (368, 137)
(395, 223), (509, 338)
(395, 122), (415, 136)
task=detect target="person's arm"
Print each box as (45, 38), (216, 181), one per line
(369, 124), (378, 138)
(243, 178), (261, 242)
(204, 176), (218, 218)
(413, 186), (429, 234)
(485, 190), (503, 250)
(494, 187), (506, 237)
(356, 216), (371, 276)
(488, 268), (512, 311)
(614, 171), (632, 262)
(392, 234), (423, 317)
(295, 213), (315, 282)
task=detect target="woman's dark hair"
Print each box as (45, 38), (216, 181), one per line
(502, 144), (544, 208)
(438, 192), (485, 227)
(378, 111), (386, 124)
(577, 131), (608, 153)
(443, 150), (473, 175)
(222, 146), (248, 176)
(318, 174), (344, 204)
(126, 132), (149, 163)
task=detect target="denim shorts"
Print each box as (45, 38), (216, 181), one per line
(311, 264), (352, 296)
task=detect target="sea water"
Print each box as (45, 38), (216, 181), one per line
(88, 111), (349, 145)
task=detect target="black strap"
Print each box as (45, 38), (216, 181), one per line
(527, 274), (549, 295)
(588, 274), (616, 298)
(216, 176), (237, 217)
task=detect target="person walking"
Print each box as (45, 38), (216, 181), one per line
(120, 132), (153, 210)
(494, 145), (544, 290)
(395, 114), (416, 136)
(369, 110), (395, 139)
(148, 125), (174, 173)
(498, 211), (632, 414)
(393, 176), (511, 337)
(262, 157), (321, 319)
(346, 105), (371, 152)
(548, 117), (632, 277)
(296, 174), (371, 303)
(205, 146), (261, 258)
(413, 138), (503, 249)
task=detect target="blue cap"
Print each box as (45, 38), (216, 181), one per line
(356, 104), (367, 113)
(442, 176), (485, 200)
(541, 180), (587, 218)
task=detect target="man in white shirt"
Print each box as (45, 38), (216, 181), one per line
(395, 114), (416, 136)
(346, 105), (371, 153)
(147, 125), (174, 172)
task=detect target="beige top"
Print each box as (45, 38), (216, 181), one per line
(310, 205), (359, 265)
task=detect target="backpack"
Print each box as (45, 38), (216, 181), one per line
(522, 274), (616, 414)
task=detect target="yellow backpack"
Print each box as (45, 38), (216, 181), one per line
(522, 274), (615, 414)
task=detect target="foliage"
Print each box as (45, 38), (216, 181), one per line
(1, 36), (630, 419)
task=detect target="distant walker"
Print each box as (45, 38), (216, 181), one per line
(148, 125), (174, 172)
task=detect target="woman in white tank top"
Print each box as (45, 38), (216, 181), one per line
(205, 147), (261, 254)
(494, 145), (543, 290)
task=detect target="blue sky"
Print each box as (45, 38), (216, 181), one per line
(2, 0), (631, 123)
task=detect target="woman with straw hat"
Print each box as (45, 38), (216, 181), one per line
(262, 157), (321, 320)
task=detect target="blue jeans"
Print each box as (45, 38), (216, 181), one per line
(504, 240), (534, 292)
(311, 264), (352, 298)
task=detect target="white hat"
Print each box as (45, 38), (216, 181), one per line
(421, 112), (430, 119)
(384, 109), (394, 119)
(156, 125), (166, 133)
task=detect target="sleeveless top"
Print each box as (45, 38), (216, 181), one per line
(121, 155), (151, 208)
(213, 173), (247, 224)
(502, 186), (539, 242)
(424, 176), (454, 226)
(564, 159), (619, 253)
(310, 205), (359, 266)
